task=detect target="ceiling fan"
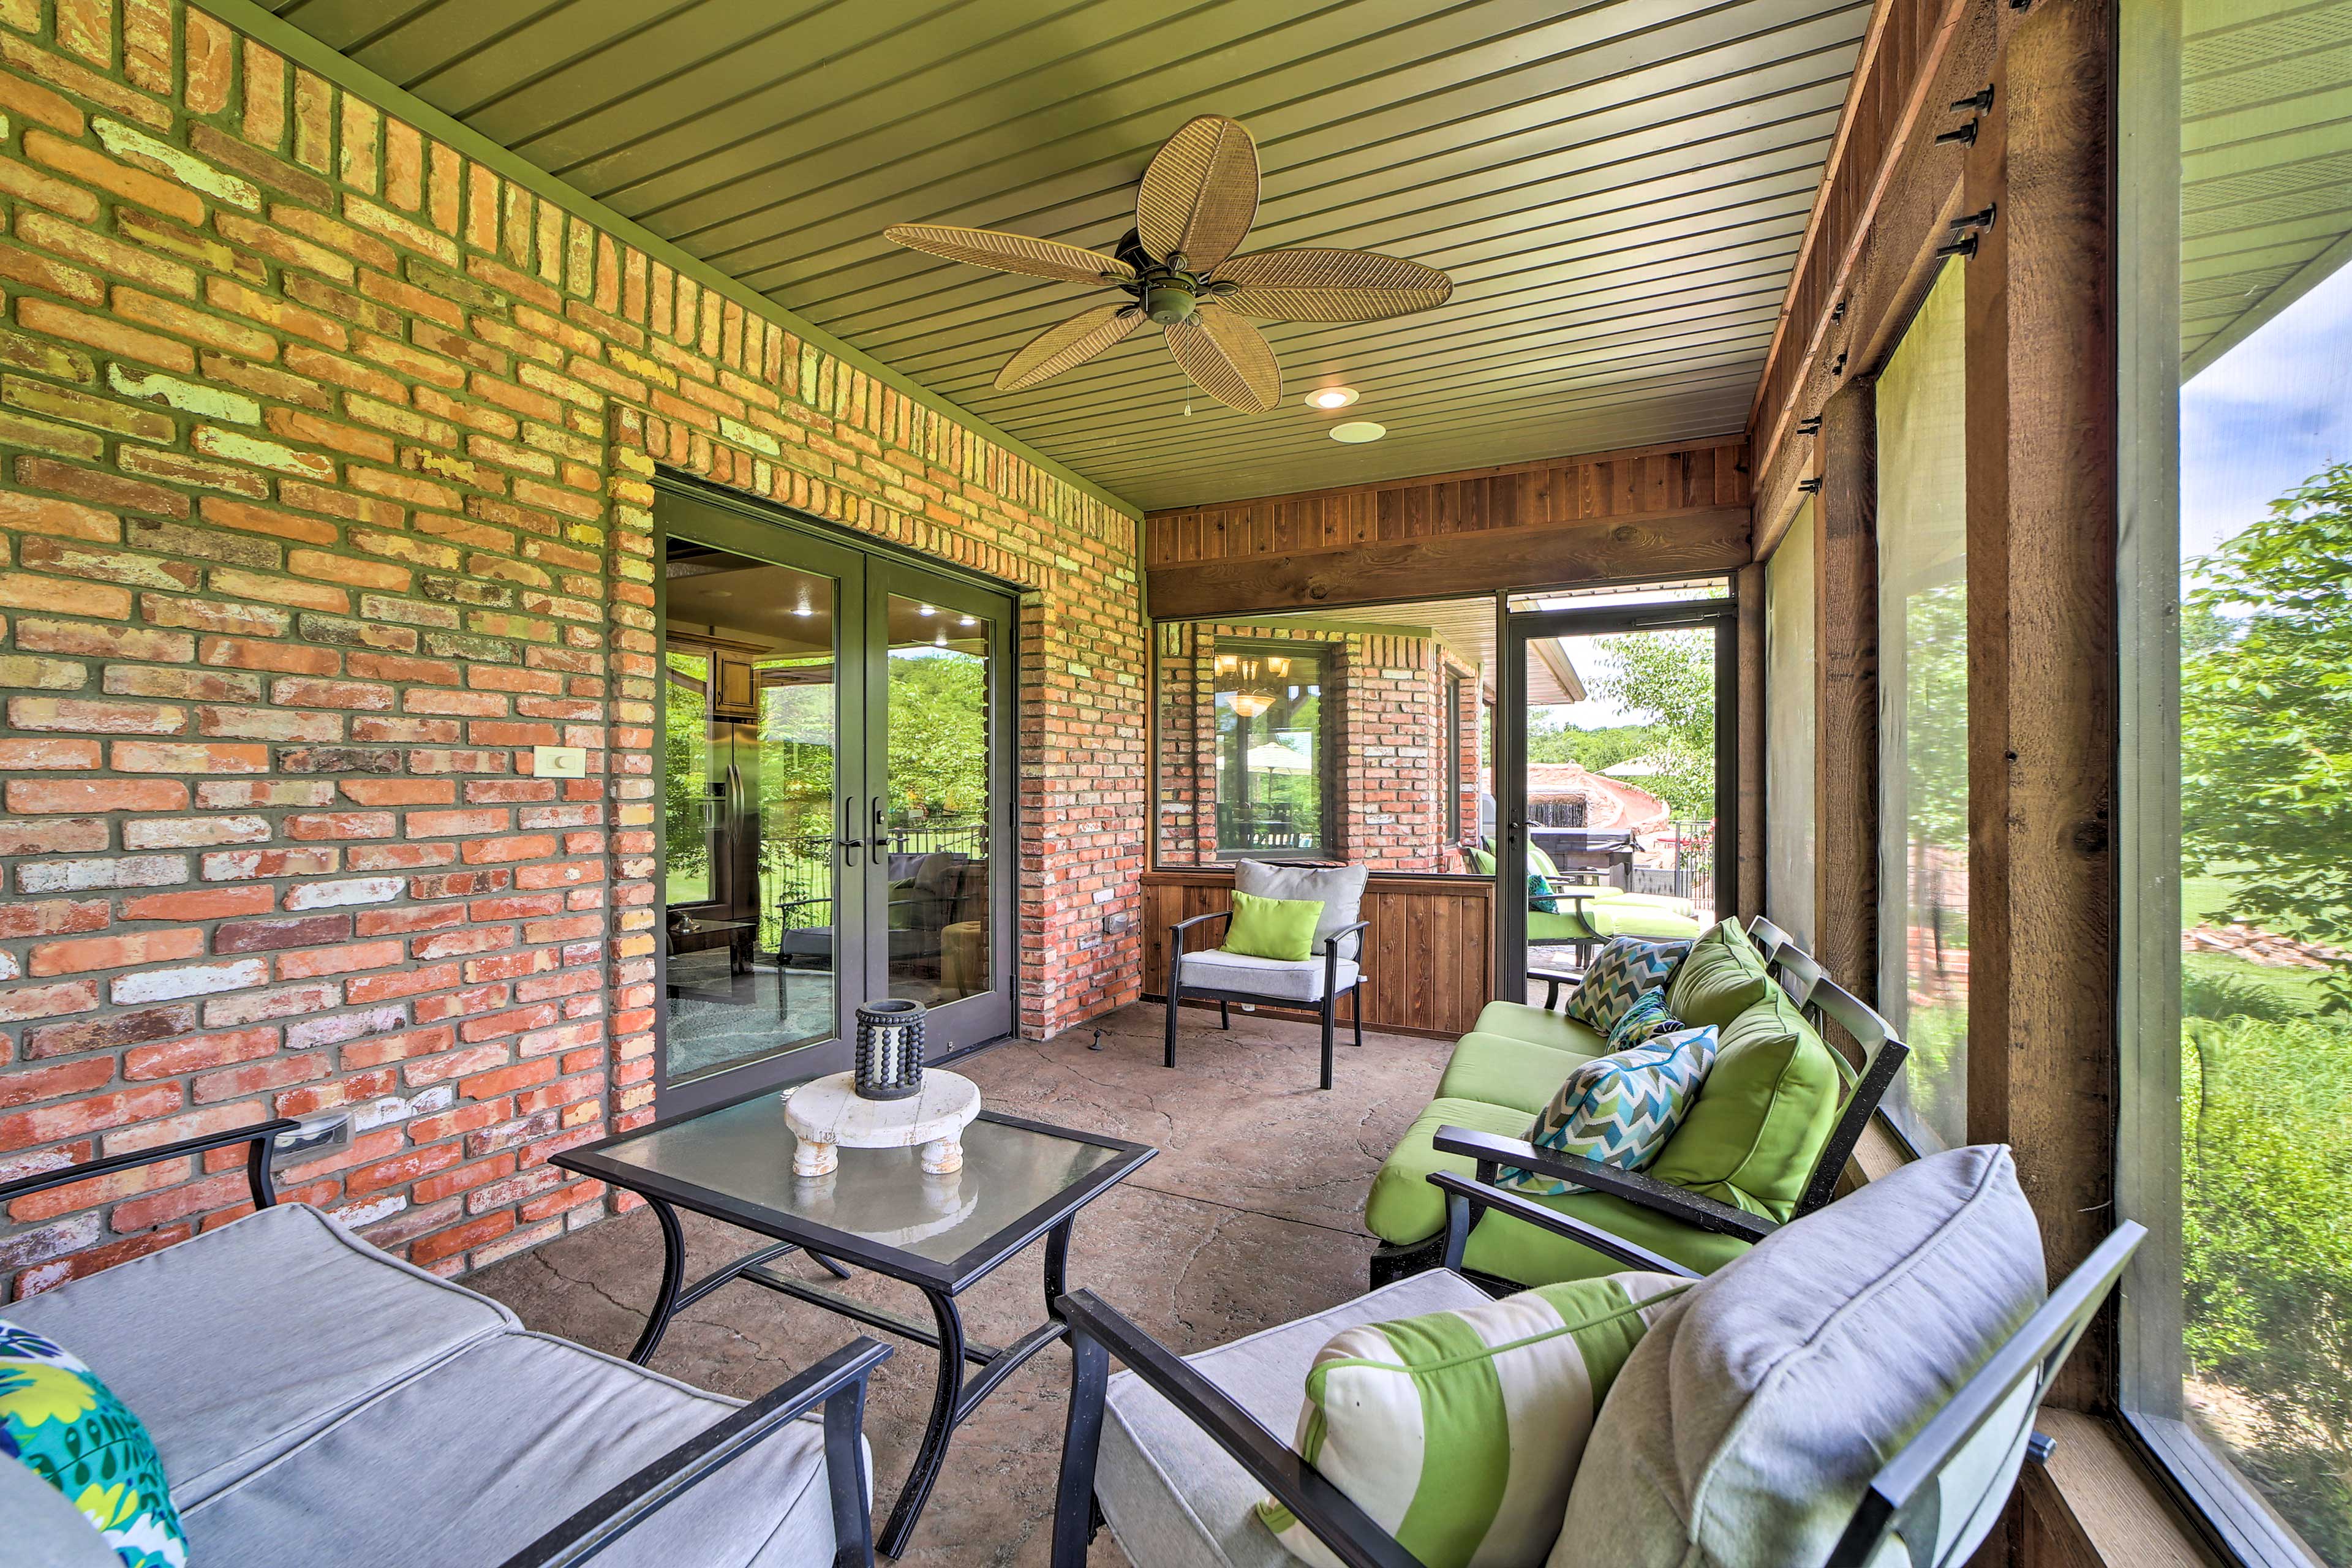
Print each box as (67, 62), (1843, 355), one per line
(882, 115), (1453, 413)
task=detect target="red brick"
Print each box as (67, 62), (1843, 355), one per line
(7, 778), (189, 814)
(0, 1057), (117, 1110)
(408, 1210), (513, 1266)
(109, 1170), (255, 1232)
(15, 1226), (192, 1297)
(0, 1083), (182, 1151)
(7, 1156), (191, 1225)
(29, 929), (206, 977)
(345, 1140), (463, 1197)
(192, 1054), (325, 1105)
(125, 1028), (280, 1080)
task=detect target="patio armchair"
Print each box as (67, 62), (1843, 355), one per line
(0, 1120), (889, 1568)
(1049, 1145), (2143, 1568)
(1163, 861), (1371, 1091)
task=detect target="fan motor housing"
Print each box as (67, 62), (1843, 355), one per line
(1144, 283), (1198, 325)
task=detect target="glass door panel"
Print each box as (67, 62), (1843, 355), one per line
(866, 568), (1014, 1050)
(1499, 603), (1734, 1002)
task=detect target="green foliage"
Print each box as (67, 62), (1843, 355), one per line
(2182, 967), (2301, 1024)
(1526, 720), (1649, 772)
(2182, 461), (2352, 1013)
(886, 649), (989, 820)
(1583, 631), (1716, 816)
(2182, 1012), (2352, 1559)
(662, 650), (713, 905)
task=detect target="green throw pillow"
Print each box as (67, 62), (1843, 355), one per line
(0, 1318), (186, 1568)
(1256, 1274), (1692, 1568)
(1224, 891), (1325, 962)
(1664, 918), (1772, 1027)
(1646, 984), (1844, 1218)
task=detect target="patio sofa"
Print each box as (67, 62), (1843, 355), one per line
(2, 1121), (885, 1568)
(1363, 916), (1907, 1289)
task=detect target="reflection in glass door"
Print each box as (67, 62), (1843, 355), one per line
(655, 484), (1017, 1108)
(660, 537), (853, 1087)
(1497, 599), (1736, 1001)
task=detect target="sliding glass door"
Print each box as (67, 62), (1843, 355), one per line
(656, 483), (1014, 1111)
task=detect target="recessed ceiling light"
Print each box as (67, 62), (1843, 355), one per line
(1330, 421), (1386, 443)
(1306, 387), (1359, 410)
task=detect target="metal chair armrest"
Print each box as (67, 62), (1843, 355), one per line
(1318, 919), (1371, 957)
(1431, 1126), (1777, 1244)
(497, 1336), (892, 1568)
(1167, 910), (1234, 959)
(1427, 1170), (1703, 1278)
(1526, 968), (1581, 1010)
(1049, 1291), (1423, 1568)
(0, 1116), (297, 1212)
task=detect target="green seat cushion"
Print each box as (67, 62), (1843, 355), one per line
(1470, 1001), (1607, 1054)
(1528, 909), (1602, 943)
(1363, 1097), (1534, 1246)
(1460, 1187), (1758, 1286)
(1664, 918), (1773, 1027)
(1437, 1031), (1603, 1115)
(1646, 984), (1844, 1219)
(1586, 903), (1706, 941)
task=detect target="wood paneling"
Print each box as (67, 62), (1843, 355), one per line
(1736, 562), (1767, 920)
(1147, 438), (1752, 617)
(1139, 870), (1493, 1039)
(1964, 0), (2119, 1415)
(1748, 0), (1975, 537)
(1814, 378), (1880, 1006)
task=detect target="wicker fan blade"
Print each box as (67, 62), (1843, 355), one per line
(1164, 305), (1281, 413)
(1210, 247), (1453, 321)
(1134, 115), (1259, 270)
(997, 303), (1145, 391)
(883, 224), (1135, 285)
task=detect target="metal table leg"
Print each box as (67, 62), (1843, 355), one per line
(1043, 1215), (1073, 1322)
(628, 1196), (686, 1366)
(876, 1287), (967, 1558)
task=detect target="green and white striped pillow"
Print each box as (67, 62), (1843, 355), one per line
(1255, 1273), (1692, 1568)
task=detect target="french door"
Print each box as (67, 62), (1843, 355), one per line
(1494, 597), (1738, 1003)
(654, 480), (1015, 1112)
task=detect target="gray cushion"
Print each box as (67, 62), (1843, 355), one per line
(183, 1330), (848, 1568)
(1, 1447), (125, 1568)
(1233, 861), (1369, 961)
(7, 1202), (516, 1506)
(1551, 1145), (2047, 1568)
(1099, 1269), (1493, 1568)
(1178, 948), (1362, 1003)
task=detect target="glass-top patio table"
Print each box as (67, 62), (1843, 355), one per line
(554, 1087), (1156, 1558)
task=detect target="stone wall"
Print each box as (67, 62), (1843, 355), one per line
(0, 0), (1146, 1298)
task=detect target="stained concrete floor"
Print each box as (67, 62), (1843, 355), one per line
(467, 1000), (1453, 1566)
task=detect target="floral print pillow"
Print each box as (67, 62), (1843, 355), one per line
(0, 1319), (186, 1567)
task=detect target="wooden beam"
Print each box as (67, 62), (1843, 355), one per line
(1147, 505), (1752, 619)
(1966, 0), (2120, 1414)
(1736, 561), (1766, 920)
(1752, 0), (1999, 561)
(1814, 378), (1879, 1005)
(2018, 1412), (2224, 1568)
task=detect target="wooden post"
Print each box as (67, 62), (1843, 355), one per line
(1736, 562), (1766, 919)
(1966, 0), (2120, 1412)
(1814, 379), (1880, 1001)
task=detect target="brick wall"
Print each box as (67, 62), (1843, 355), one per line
(0, 0), (1146, 1298)
(1155, 620), (1459, 871)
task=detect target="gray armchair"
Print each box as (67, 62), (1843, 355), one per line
(1163, 862), (1371, 1091)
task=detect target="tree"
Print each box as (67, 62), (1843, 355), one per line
(1585, 631), (1716, 816)
(2181, 461), (2352, 1011)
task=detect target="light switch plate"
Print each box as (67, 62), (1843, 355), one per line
(534, 744), (588, 778)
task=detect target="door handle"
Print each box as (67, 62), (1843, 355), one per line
(839, 796), (864, 864)
(870, 797), (886, 866)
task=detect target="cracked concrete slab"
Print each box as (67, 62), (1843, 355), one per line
(464, 1001), (1451, 1566)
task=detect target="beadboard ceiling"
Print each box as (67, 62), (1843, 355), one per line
(261, 0), (1870, 510)
(2180, 0), (2352, 379)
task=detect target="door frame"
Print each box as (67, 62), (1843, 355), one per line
(650, 473), (1020, 1115)
(1493, 594), (1740, 1003)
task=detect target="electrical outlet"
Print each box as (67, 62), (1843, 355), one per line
(534, 744), (587, 778)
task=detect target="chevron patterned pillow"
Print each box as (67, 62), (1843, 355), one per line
(1501, 1026), (1721, 1197)
(1561, 937), (1692, 1035)
(1604, 987), (1686, 1052)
